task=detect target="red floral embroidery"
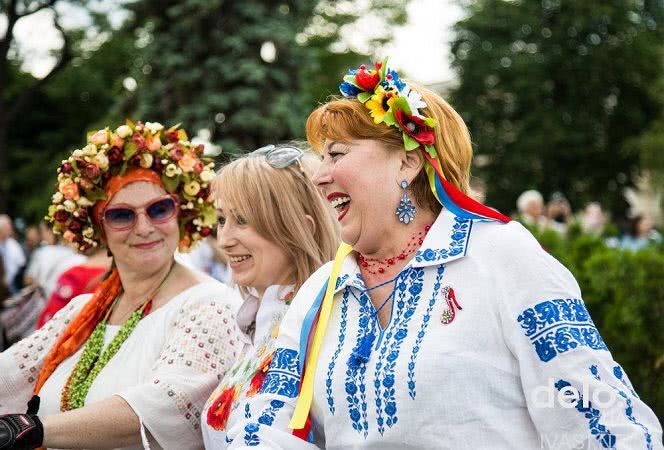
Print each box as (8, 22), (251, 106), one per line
(247, 352), (274, 398)
(206, 386), (237, 430)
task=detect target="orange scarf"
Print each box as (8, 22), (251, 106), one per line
(34, 268), (122, 394)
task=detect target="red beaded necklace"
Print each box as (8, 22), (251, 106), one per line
(358, 224), (432, 275)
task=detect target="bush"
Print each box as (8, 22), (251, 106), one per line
(529, 225), (664, 420)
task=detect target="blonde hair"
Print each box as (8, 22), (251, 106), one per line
(213, 149), (339, 293)
(306, 82), (473, 213)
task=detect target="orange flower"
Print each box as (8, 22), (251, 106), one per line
(206, 386), (237, 430)
(178, 152), (197, 172)
(147, 135), (162, 152)
(247, 352), (274, 398)
(59, 180), (80, 201)
(110, 133), (125, 149)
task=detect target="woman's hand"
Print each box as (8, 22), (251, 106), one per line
(0, 413), (43, 450)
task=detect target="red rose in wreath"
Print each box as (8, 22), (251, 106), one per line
(395, 109), (435, 145)
(246, 352), (274, 398)
(206, 386), (237, 430)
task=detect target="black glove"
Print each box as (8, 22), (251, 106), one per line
(0, 413), (43, 450)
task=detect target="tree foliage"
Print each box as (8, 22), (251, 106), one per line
(450, 0), (663, 216)
(123, 0), (407, 155)
(3, 0), (408, 222)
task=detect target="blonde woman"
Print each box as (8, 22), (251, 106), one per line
(202, 145), (338, 448)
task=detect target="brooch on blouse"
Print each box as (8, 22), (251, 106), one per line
(440, 285), (462, 324)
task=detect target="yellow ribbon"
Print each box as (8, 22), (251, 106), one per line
(289, 242), (353, 429)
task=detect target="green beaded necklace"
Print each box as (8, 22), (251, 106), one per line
(61, 263), (176, 411)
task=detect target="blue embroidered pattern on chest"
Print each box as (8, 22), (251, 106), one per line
(517, 298), (608, 362)
(327, 289), (350, 415)
(554, 379), (616, 448)
(407, 264), (446, 399)
(373, 267), (425, 435)
(260, 348), (300, 398)
(589, 365), (652, 449)
(414, 217), (471, 264)
(344, 284), (378, 438)
(243, 399), (285, 446)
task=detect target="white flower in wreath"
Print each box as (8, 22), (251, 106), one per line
(77, 196), (93, 207)
(52, 192), (64, 204)
(145, 122), (164, 134)
(200, 169), (215, 182)
(63, 200), (76, 212)
(83, 227), (94, 238)
(400, 86), (428, 118)
(116, 125), (133, 138)
(164, 163), (178, 177)
(82, 144), (98, 156)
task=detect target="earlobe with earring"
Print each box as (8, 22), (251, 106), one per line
(396, 179), (416, 224)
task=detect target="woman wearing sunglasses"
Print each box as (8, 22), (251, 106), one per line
(224, 61), (662, 449)
(0, 121), (243, 450)
(201, 145), (338, 448)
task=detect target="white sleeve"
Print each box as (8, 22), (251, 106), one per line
(116, 289), (243, 450)
(0, 295), (89, 413)
(225, 266), (333, 450)
(491, 222), (663, 450)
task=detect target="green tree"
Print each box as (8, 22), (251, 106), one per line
(0, 0), (75, 213)
(450, 0), (663, 216)
(123, 0), (408, 155)
(5, 22), (136, 222)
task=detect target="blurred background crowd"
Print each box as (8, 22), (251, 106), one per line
(1, 0), (662, 420)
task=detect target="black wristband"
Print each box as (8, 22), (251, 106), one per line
(0, 414), (44, 450)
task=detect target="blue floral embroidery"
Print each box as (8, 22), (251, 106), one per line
(614, 365), (639, 399)
(345, 288), (377, 438)
(555, 380), (616, 448)
(244, 403), (251, 419)
(591, 366), (652, 449)
(374, 268), (424, 435)
(327, 289), (350, 415)
(408, 265), (446, 399)
(414, 217), (471, 264)
(260, 348), (300, 398)
(517, 298), (608, 362)
(243, 400), (285, 446)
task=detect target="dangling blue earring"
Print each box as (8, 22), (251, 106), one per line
(396, 180), (416, 224)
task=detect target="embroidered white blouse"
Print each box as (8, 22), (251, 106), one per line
(0, 281), (243, 450)
(202, 285), (296, 449)
(226, 208), (663, 449)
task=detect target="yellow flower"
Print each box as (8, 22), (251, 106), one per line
(184, 181), (201, 196)
(364, 86), (395, 124)
(164, 164), (178, 177)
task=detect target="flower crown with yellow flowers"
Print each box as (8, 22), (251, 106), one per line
(46, 120), (217, 252)
(339, 57), (438, 159)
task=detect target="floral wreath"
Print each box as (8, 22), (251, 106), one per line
(47, 120), (217, 252)
(339, 57), (438, 158)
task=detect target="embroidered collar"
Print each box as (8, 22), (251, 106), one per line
(237, 285), (295, 342)
(332, 208), (474, 294)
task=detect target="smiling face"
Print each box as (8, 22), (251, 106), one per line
(216, 196), (292, 296)
(312, 139), (406, 253)
(103, 181), (179, 273)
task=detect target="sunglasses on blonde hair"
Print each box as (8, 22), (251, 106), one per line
(251, 145), (304, 170)
(102, 196), (178, 231)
